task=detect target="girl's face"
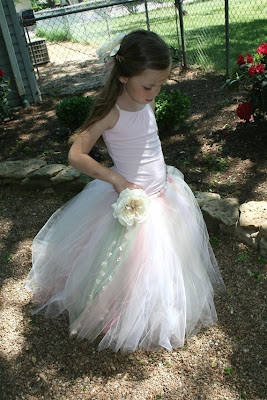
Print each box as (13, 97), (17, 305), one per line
(120, 68), (170, 108)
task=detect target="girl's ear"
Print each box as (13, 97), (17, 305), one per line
(119, 76), (128, 84)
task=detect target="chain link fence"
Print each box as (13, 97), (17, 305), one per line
(228, 0), (266, 69)
(22, 0), (267, 95)
(23, 0), (180, 95)
(178, 0), (267, 73)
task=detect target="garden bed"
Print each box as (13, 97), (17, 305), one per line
(0, 68), (267, 400)
(1, 68), (266, 203)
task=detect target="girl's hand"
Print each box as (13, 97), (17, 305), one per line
(113, 176), (142, 194)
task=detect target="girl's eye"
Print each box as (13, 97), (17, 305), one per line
(144, 87), (152, 91)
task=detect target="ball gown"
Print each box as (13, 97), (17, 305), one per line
(25, 104), (225, 352)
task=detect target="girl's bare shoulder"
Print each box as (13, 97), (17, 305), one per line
(103, 105), (120, 130)
(70, 106), (119, 145)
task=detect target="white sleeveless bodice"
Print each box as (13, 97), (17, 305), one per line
(102, 104), (166, 195)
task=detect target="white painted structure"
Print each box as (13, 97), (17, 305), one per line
(1, 0), (41, 106)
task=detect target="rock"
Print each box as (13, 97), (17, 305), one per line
(51, 166), (81, 184)
(80, 61), (89, 68)
(1, 157), (265, 258)
(259, 237), (267, 258)
(0, 159), (47, 179)
(239, 201), (267, 229)
(235, 226), (259, 249)
(194, 191), (221, 207)
(202, 198), (239, 233)
(202, 197), (239, 226)
(21, 164), (66, 189)
(259, 221), (267, 238)
(27, 164), (65, 178)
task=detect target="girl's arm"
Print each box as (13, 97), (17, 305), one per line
(68, 107), (141, 193)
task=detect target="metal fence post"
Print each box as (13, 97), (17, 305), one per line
(225, 0), (230, 77)
(175, 0), (187, 68)
(144, 0), (150, 31)
(174, 4), (181, 61)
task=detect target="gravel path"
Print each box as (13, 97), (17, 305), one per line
(0, 186), (266, 399)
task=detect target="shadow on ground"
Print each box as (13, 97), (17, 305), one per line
(0, 187), (266, 399)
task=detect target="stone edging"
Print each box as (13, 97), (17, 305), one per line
(1, 159), (266, 258)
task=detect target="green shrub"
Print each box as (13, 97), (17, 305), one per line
(56, 96), (95, 130)
(31, 1), (55, 11)
(155, 89), (190, 130)
(196, 149), (229, 172)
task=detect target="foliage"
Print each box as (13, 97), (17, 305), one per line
(123, 3), (139, 15)
(155, 89), (190, 130)
(196, 149), (229, 172)
(210, 235), (220, 247)
(225, 42), (267, 122)
(56, 95), (95, 130)
(0, 68), (11, 123)
(224, 367), (234, 375)
(36, 27), (73, 42)
(56, 89), (190, 133)
(31, 1), (56, 11)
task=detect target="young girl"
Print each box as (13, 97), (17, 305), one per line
(26, 30), (224, 352)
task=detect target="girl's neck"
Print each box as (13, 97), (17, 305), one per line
(116, 91), (146, 112)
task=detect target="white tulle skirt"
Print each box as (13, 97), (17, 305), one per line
(25, 166), (225, 352)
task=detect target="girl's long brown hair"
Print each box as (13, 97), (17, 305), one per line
(80, 30), (171, 133)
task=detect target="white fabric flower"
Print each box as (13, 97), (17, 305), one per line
(112, 188), (151, 227)
(96, 32), (126, 62)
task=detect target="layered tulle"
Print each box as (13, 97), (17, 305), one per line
(26, 167), (224, 352)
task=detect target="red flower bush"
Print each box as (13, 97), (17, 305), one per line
(257, 43), (267, 56)
(236, 102), (253, 121)
(237, 53), (253, 66)
(248, 63), (265, 77)
(226, 43), (267, 122)
(0, 68), (4, 77)
(237, 55), (245, 66)
(248, 65), (256, 77)
(246, 53), (253, 63)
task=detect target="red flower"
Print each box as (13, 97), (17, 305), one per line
(0, 68), (4, 77)
(248, 63), (265, 77)
(255, 64), (265, 73)
(257, 43), (267, 56)
(246, 53), (253, 63)
(236, 102), (253, 121)
(248, 65), (256, 77)
(237, 55), (245, 66)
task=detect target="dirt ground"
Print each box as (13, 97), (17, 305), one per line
(0, 66), (267, 399)
(34, 42), (104, 95)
